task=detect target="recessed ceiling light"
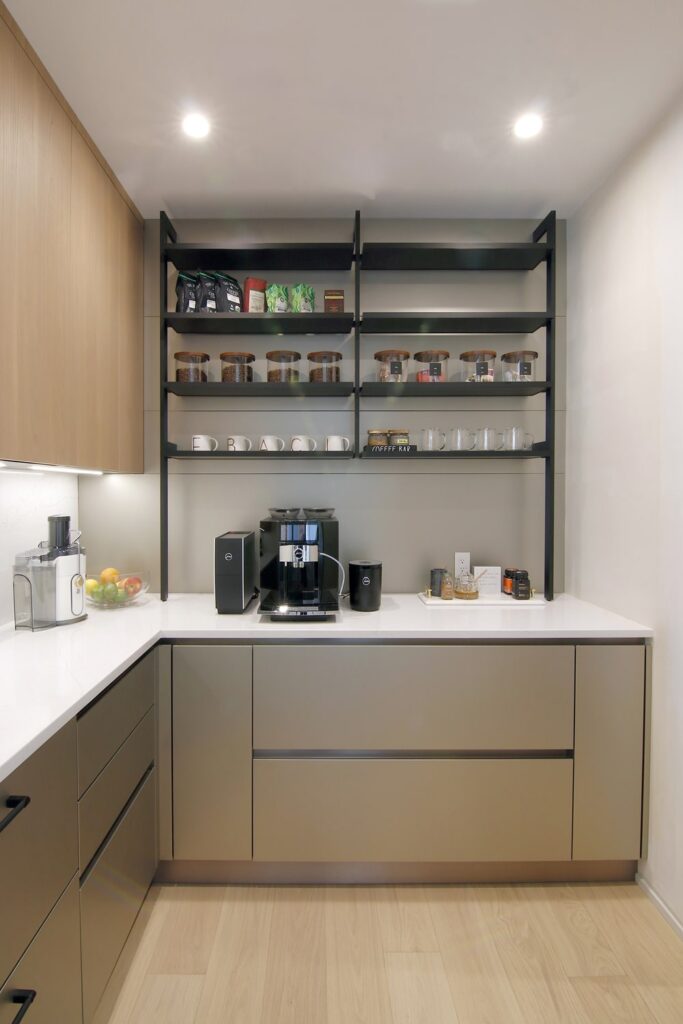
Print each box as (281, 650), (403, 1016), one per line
(513, 112), (543, 140)
(182, 112), (210, 139)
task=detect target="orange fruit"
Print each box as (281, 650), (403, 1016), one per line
(99, 567), (120, 585)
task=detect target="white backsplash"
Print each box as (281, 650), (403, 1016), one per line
(0, 472), (79, 626)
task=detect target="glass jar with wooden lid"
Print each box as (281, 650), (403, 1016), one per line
(308, 351), (342, 383)
(460, 349), (497, 383)
(174, 351), (210, 383)
(374, 349), (410, 383)
(501, 350), (538, 382)
(266, 350), (301, 383)
(414, 349), (450, 383)
(220, 351), (255, 383)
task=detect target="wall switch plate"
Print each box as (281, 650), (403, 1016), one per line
(454, 552), (471, 578)
(473, 566), (502, 596)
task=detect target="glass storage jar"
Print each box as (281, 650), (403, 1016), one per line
(309, 351), (342, 383)
(174, 351), (210, 383)
(501, 350), (538, 382)
(414, 349), (450, 383)
(367, 429), (389, 447)
(374, 349), (410, 383)
(387, 428), (410, 446)
(220, 352), (255, 383)
(460, 349), (497, 382)
(266, 350), (301, 383)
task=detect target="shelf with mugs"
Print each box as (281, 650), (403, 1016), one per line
(164, 443), (355, 460)
(360, 241), (550, 272)
(359, 381), (550, 398)
(359, 312), (552, 335)
(164, 242), (355, 273)
(165, 312), (355, 336)
(165, 382), (355, 398)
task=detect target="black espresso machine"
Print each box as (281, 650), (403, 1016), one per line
(259, 508), (341, 621)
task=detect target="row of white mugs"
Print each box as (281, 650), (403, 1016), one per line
(191, 433), (351, 452)
(423, 426), (535, 452)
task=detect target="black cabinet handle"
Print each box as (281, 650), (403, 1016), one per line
(0, 796), (31, 835)
(11, 990), (36, 1023)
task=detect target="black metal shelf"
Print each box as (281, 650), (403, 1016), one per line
(166, 312), (354, 336)
(165, 242), (354, 272)
(360, 381), (550, 398)
(165, 446), (354, 460)
(361, 444), (550, 460)
(361, 242), (549, 272)
(360, 312), (551, 335)
(166, 381), (354, 398)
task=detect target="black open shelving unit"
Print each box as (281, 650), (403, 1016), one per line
(159, 209), (557, 600)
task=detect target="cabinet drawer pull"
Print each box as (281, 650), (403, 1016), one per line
(11, 990), (37, 1023)
(0, 795), (31, 835)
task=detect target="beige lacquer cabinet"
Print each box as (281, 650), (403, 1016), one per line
(0, 5), (143, 472)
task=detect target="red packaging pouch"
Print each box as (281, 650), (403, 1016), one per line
(243, 277), (267, 313)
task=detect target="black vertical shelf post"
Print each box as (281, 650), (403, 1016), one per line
(353, 210), (361, 453)
(533, 211), (557, 601)
(159, 211), (176, 601)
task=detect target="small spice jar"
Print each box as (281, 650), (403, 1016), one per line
(266, 350), (301, 383)
(414, 349), (449, 383)
(220, 352), (255, 383)
(367, 429), (389, 447)
(374, 349), (410, 383)
(175, 351), (210, 383)
(501, 350), (538, 382)
(460, 350), (497, 382)
(441, 573), (455, 600)
(512, 569), (531, 600)
(309, 351), (342, 383)
(387, 428), (410, 446)
(503, 568), (517, 595)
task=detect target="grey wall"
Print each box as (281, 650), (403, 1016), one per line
(79, 216), (566, 595)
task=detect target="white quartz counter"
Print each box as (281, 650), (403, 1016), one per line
(0, 593), (651, 783)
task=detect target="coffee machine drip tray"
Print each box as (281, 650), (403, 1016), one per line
(259, 588), (339, 621)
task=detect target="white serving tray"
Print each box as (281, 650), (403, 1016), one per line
(418, 592), (547, 608)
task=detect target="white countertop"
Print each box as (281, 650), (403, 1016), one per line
(0, 593), (651, 784)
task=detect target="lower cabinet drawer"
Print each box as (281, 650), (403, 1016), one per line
(80, 769), (156, 1024)
(0, 875), (81, 1024)
(0, 721), (78, 988)
(254, 758), (573, 863)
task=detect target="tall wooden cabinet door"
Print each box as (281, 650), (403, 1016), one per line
(0, 19), (71, 465)
(573, 645), (645, 860)
(115, 192), (143, 472)
(173, 646), (252, 860)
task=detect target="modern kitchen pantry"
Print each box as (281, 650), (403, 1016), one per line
(1, 1), (683, 1021)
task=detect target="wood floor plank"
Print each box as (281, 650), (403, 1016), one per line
(147, 886), (224, 975)
(325, 887), (393, 1024)
(259, 887), (327, 1024)
(519, 884), (626, 978)
(430, 887), (527, 1024)
(126, 975), (204, 1024)
(571, 976), (660, 1023)
(194, 887), (274, 1024)
(637, 984), (683, 1024)
(385, 951), (460, 1024)
(374, 886), (441, 953)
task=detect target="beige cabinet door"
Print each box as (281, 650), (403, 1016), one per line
(0, 18), (71, 465)
(173, 646), (252, 860)
(573, 645), (645, 860)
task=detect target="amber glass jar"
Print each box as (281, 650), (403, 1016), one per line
(220, 352), (255, 383)
(174, 351), (210, 383)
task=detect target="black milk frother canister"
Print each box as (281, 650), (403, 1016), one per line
(349, 560), (382, 612)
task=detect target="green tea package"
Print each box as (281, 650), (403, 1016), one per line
(266, 283), (289, 312)
(289, 283), (315, 312)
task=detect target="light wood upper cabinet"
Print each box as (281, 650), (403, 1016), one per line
(0, 13), (143, 471)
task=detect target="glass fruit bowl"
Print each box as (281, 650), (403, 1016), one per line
(85, 569), (149, 608)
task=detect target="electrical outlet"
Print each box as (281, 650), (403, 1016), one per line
(454, 552), (470, 578)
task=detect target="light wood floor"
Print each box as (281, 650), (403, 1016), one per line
(95, 883), (683, 1024)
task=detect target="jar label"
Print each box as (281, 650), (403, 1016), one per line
(390, 360), (402, 376)
(476, 361), (488, 376)
(429, 362), (442, 377)
(520, 361), (532, 375)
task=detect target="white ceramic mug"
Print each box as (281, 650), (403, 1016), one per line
(226, 435), (252, 452)
(421, 428), (446, 452)
(503, 426), (534, 451)
(476, 427), (505, 451)
(192, 434), (218, 451)
(259, 435), (285, 452)
(325, 435), (351, 451)
(290, 435), (317, 452)
(449, 427), (476, 452)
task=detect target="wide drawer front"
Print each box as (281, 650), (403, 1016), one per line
(0, 875), (82, 1024)
(79, 707), (155, 873)
(78, 650), (154, 796)
(253, 758), (573, 862)
(254, 645), (574, 751)
(80, 769), (156, 1024)
(0, 721), (78, 988)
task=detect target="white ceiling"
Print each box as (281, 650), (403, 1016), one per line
(8, 0), (683, 218)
